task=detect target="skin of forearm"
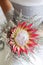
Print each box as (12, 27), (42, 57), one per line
(0, 0), (12, 14)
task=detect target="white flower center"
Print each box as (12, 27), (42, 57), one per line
(15, 30), (29, 46)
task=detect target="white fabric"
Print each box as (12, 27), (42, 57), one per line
(0, 6), (43, 65)
(10, 0), (43, 6)
(0, 7), (7, 33)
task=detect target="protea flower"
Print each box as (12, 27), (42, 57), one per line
(8, 22), (38, 56)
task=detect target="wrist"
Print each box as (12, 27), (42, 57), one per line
(5, 6), (14, 21)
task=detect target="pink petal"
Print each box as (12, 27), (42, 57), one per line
(30, 39), (37, 46)
(17, 47), (21, 56)
(32, 29), (37, 33)
(29, 47), (34, 53)
(26, 23), (33, 29)
(13, 45), (17, 53)
(31, 34), (38, 38)
(11, 28), (14, 32)
(27, 43), (34, 47)
(20, 47), (24, 52)
(18, 22), (21, 27)
(23, 48), (28, 54)
(21, 22), (26, 28)
(9, 41), (13, 46)
(22, 22), (26, 28)
(27, 28), (37, 33)
(27, 28), (33, 31)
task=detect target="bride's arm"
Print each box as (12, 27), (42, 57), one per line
(0, 0), (13, 14)
(0, 0), (14, 21)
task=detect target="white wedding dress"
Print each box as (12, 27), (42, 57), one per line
(0, 5), (43, 65)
